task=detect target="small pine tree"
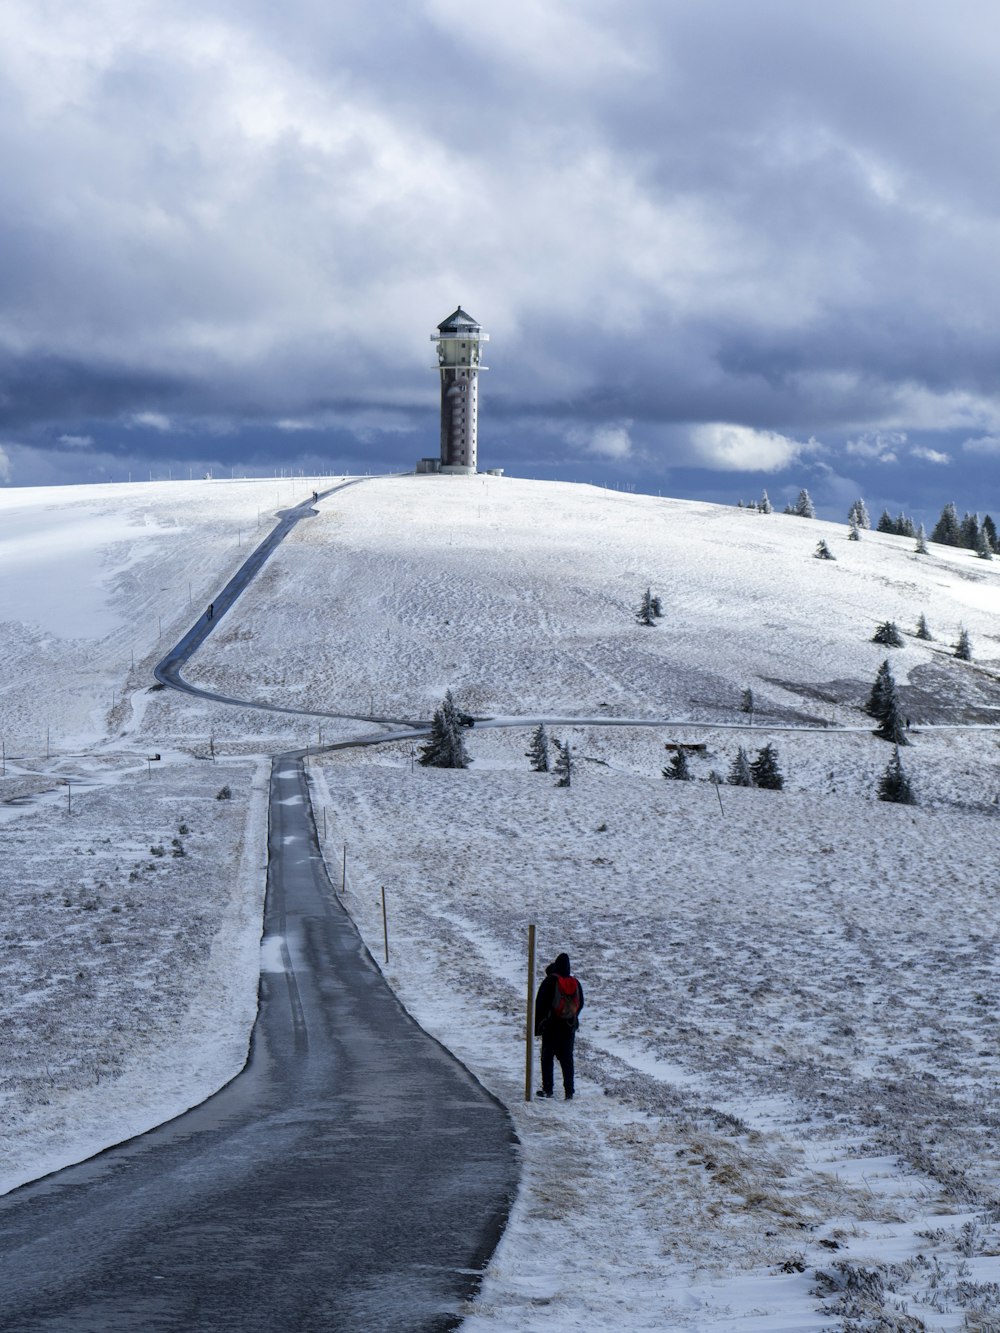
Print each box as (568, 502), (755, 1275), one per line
(874, 673), (908, 745)
(525, 723), (550, 773)
(866, 658), (895, 720)
(983, 514), (998, 552)
(552, 738), (573, 788)
(848, 498), (871, 529)
(727, 746), (754, 786)
(915, 524), (929, 555)
(977, 527), (993, 561)
(750, 743), (784, 790)
(895, 514), (916, 538)
(759, 490), (773, 514)
(650, 594), (663, 618)
(872, 620), (904, 647)
(877, 509), (895, 534)
(915, 613), (933, 641)
(663, 749), (691, 781)
(815, 538), (835, 560)
(636, 588), (657, 627)
(419, 690), (470, 769)
(877, 746), (914, 804)
(848, 518), (861, 541)
(740, 687), (754, 721)
(931, 501), (961, 546)
(960, 512), (981, 550)
(955, 627), (972, 661)
(795, 489), (816, 518)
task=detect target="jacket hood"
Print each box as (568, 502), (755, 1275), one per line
(551, 952), (571, 977)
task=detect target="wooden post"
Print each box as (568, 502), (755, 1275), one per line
(342, 843), (347, 894)
(381, 887), (389, 964)
(525, 923), (536, 1102)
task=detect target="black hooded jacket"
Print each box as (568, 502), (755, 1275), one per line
(534, 952), (584, 1037)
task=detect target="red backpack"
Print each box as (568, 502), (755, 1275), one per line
(551, 975), (581, 1025)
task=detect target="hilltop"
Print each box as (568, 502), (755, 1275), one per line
(3, 473), (1000, 1329)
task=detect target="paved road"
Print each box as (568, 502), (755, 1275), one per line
(0, 752), (516, 1331)
(0, 481), (517, 1331)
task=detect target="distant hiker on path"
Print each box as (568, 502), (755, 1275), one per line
(534, 952), (583, 1101)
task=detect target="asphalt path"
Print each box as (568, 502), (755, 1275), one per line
(0, 481), (518, 1331)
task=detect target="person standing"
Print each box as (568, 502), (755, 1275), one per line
(534, 952), (584, 1101)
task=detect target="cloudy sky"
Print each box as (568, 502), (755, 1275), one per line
(2, 0), (999, 521)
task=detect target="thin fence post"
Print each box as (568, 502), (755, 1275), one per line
(342, 843), (347, 894)
(525, 923), (536, 1102)
(381, 887), (389, 964)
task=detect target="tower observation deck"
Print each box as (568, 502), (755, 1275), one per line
(430, 307), (489, 474)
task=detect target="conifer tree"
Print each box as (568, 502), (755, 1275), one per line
(872, 620), (904, 647)
(915, 613), (933, 641)
(960, 512), (981, 550)
(931, 501), (962, 546)
(877, 746), (915, 804)
(877, 509), (895, 533)
(650, 593), (663, 618)
(977, 527), (993, 560)
(848, 518), (861, 541)
(759, 490), (773, 514)
(871, 667), (908, 745)
(750, 743), (784, 790)
(815, 538), (835, 560)
(663, 750), (691, 780)
(983, 515), (998, 552)
(636, 588), (657, 626)
(915, 524), (929, 554)
(866, 658), (895, 720)
(955, 627), (973, 661)
(895, 514), (916, 538)
(740, 687), (754, 722)
(848, 498), (871, 529)
(794, 489), (816, 518)
(419, 690), (470, 768)
(526, 723), (550, 773)
(727, 746), (754, 786)
(552, 738), (573, 788)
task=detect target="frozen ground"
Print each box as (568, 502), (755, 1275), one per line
(2, 473), (1000, 1329)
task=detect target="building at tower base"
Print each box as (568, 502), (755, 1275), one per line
(429, 307), (489, 474)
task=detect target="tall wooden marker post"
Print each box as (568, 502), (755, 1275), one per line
(524, 923), (536, 1102)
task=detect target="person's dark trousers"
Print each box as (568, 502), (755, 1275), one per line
(540, 1025), (576, 1098)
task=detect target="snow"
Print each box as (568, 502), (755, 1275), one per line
(3, 472), (1000, 1328)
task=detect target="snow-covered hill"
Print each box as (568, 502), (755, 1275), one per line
(3, 473), (1000, 1329)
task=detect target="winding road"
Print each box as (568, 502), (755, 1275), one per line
(0, 480), (518, 1332)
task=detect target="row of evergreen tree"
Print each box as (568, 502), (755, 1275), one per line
(872, 617), (972, 659)
(740, 490), (998, 558)
(420, 693), (915, 802)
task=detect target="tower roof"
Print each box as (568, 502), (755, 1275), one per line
(437, 306), (480, 333)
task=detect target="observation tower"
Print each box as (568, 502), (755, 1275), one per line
(430, 307), (489, 474)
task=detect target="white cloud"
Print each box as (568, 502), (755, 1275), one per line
(845, 431), (905, 463)
(564, 421), (634, 461)
(962, 435), (1000, 455)
(127, 412), (173, 432)
(689, 423), (808, 472)
(587, 424), (633, 460)
(58, 434), (94, 449)
(910, 445), (951, 464)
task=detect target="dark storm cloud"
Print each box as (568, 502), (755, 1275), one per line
(1, 0), (999, 510)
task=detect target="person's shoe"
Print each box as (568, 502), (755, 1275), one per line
(564, 1092), (574, 1100)
(535, 1089), (553, 1099)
